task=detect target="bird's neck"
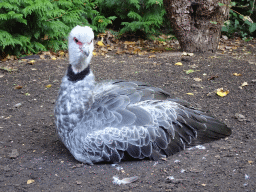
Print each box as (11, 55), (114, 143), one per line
(67, 64), (91, 82)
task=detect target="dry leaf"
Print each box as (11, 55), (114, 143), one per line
(27, 179), (35, 184)
(21, 59), (28, 62)
(51, 57), (56, 60)
(216, 88), (229, 97)
(45, 84), (52, 88)
(194, 78), (202, 82)
(97, 41), (104, 47)
(241, 82), (248, 87)
(14, 85), (23, 89)
(208, 76), (219, 80)
(185, 69), (195, 74)
(175, 62), (183, 66)
(149, 55), (156, 58)
(201, 184), (207, 186)
(182, 52), (194, 56)
(92, 52), (97, 56)
(28, 60), (35, 65)
(59, 51), (65, 56)
(124, 41), (136, 45)
(233, 73), (242, 76)
(248, 160), (253, 164)
(186, 93), (194, 95)
(1, 66), (18, 72)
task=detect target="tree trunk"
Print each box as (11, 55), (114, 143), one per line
(163, 0), (230, 53)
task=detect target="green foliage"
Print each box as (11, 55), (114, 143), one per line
(97, 0), (166, 36)
(220, 0), (256, 39)
(0, 0), (116, 56)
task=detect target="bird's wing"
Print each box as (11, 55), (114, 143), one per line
(71, 80), (231, 164)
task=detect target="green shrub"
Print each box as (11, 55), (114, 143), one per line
(97, 0), (166, 36)
(0, 0), (116, 57)
(221, 0), (256, 39)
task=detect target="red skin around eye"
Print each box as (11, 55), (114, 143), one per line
(74, 37), (83, 46)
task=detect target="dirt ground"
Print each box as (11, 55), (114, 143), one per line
(0, 40), (255, 192)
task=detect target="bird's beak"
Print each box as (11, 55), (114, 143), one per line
(83, 50), (90, 57)
(80, 45), (90, 57)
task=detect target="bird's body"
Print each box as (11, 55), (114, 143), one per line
(55, 26), (231, 165)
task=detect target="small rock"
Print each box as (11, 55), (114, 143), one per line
(235, 113), (246, 122)
(1, 165), (11, 171)
(9, 149), (19, 158)
(191, 84), (203, 88)
(13, 103), (22, 108)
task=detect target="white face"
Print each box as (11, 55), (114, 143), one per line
(68, 26), (94, 73)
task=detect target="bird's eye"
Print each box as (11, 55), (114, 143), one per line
(74, 37), (79, 43)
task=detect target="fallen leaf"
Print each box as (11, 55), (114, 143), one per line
(1, 66), (18, 72)
(45, 84), (52, 88)
(149, 55), (156, 58)
(14, 85), (23, 89)
(28, 60), (35, 65)
(27, 179), (35, 184)
(216, 88), (229, 97)
(40, 55), (45, 59)
(208, 76), (219, 80)
(201, 184), (207, 186)
(175, 62), (183, 66)
(186, 93), (194, 95)
(51, 57), (56, 60)
(185, 69), (195, 74)
(182, 52), (194, 56)
(194, 77), (202, 82)
(124, 41), (136, 45)
(241, 82), (248, 87)
(248, 160), (253, 164)
(92, 52), (97, 56)
(233, 73), (242, 76)
(25, 93), (30, 96)
(59, 51), (65, 57)
(97, 41), (104, 46)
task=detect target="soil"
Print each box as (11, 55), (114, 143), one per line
(0, 41), (255, 192)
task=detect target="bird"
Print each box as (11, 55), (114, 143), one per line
(54, 25), (232, 165)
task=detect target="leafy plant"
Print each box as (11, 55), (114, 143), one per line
(220, 0), (256, 38)
(97, 0), (166, 36)
(0, 0), (116, 57)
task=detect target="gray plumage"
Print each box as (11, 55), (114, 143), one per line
(54, 26), (232, 165)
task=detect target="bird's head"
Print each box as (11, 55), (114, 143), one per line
(68, 25), (94, 73)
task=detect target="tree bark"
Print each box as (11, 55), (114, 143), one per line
(163, 0), (230, 53)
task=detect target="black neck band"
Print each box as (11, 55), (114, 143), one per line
(67, 65), (90, 82)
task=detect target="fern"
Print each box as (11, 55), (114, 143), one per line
(0, 0), (116, 57)
(97, 0), (166, 36)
